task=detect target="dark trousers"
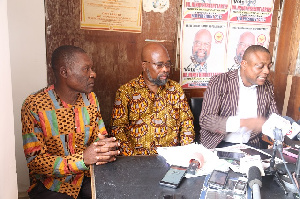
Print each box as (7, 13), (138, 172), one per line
(28, 177), (92, 199)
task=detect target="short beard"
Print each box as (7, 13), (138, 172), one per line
(192, 50), (207, 64)
(146, 68), (168, 86)
(235, 52), (243, 64)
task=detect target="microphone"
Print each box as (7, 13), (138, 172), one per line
(262, 113), (291, 141)
(248, 166), (262, 199)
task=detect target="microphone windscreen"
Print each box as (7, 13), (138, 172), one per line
(248, 166), (262, 188)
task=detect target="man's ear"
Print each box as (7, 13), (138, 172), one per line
(142, 62), (146, 72)
(60, 66), (68, 78)
(240, 60), (247, 70)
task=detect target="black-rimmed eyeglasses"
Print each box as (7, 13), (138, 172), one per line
(143, 61), (173, 69)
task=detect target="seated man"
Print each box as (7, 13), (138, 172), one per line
(111, 43), (194, 156)
(199, 45), (278, 149)
(21, 45), (119, 199)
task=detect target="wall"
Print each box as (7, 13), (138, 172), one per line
(0, 0), (18, 198)
(8, 0), (47, 193)
(271, 0), (300, 120)
(6, 0), (299, 195)
(45, 0), (181, 128)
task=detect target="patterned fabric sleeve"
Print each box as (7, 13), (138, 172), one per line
(266, 83), (279, 116)
(110, 88), (134, 156)
(177, 85), (195, 145)
(22, 100), (91, 178)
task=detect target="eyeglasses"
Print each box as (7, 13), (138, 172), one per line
(193, 41), (211, 48)
(238, 42), (253, 49)
(143, 61), (173, 69)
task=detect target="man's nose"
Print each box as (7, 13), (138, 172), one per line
(161, 65), (170, 72)
(90, 70), (96, 78)
(262, 65), (270, 75)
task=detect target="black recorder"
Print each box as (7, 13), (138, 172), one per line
(207, 170), (229, 189)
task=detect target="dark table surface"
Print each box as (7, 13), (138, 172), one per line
(92, 151), (298, 199)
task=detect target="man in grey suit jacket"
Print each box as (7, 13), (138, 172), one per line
(199, 45), (278, 149)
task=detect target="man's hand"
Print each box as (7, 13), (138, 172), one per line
(240, 117), (267, 132)
(83, 134), (120, 166)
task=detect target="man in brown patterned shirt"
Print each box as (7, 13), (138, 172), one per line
(111, 43), (195, 156)
(21, 45), (119, 199)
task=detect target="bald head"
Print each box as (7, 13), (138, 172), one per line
(192, 29), (212, 64)
(242, 45), (270, 62)
(235, 32), (255, 64)
(239, 32), (255, 44)
(141, 43), (171, 88)
(141, 43), (169, 62)
(194, 29), (212, 43)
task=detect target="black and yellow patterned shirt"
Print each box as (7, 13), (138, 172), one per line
(111, 74), (195, 156)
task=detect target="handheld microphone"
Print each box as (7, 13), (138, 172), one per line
(248, 166), (262, 199)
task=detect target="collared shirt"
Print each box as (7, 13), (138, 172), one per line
(111, 74), (195, 156)
(225, 69), (258, 143)
(184, 56), (208, 73)
(228, 63), (241, 72)
(21, 85), (107, 198)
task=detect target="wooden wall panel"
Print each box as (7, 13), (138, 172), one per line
(272, 0), (300, 120)
(287, 76), (300, 120)
(45, 0), (181, 128)
(46, 0), (299, 127)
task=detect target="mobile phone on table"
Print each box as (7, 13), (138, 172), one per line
(159, 165), (187, 189)
(234, 178), (247, 195)
(217, 151), (245, 161)
(207, 170), (229, 189)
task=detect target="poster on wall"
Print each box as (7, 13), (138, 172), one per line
(230, 0), (274, 24)
(226, 23), (271, 71)
(181, 20), (227, 88)
(143, 0), (170, 13)
(180, 0), (275, 88)
(80, 0), (142, 33)
(182, 0), (230, 21)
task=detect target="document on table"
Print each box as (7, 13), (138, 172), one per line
(157, 143), (225, 176)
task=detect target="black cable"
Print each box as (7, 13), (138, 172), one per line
(278, 149), (300, 196)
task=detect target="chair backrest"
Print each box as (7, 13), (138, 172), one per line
(189, 97), (203, 143)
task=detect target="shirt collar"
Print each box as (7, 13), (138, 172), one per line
(238, 69), (257, 89)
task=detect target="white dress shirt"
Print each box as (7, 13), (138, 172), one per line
(224, 69), (258, 143)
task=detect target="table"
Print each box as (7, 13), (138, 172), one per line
(92, 155), (204, 199)
(91, 154), (297, 199)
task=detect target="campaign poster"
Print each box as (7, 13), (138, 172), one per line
(226, 23), (271, 71)
(182, 0), (230, 21)
(229, 0), (274, 24)
(180, 20), (227, 88)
